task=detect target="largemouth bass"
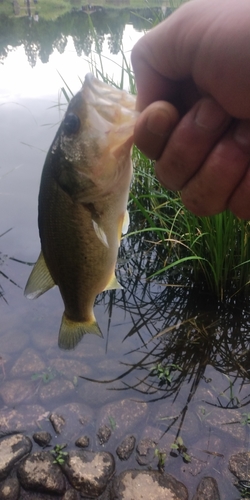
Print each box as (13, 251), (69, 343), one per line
(24, 73), (138, 350)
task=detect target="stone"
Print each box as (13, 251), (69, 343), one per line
(97, 425), (112, 445)
(61, 450), (115, 497)
(33, 431), (52, 447)
(0, 405), (49, 433)
(198, 407), (245, 444)
(49, 403), (94, 440)
(0, 434), (32, 480)
(192, 477), (220, 500)
(111, 470), (188, 500)
(229, 451), (250, 481)
(0, 379), (36, 405)
(75, 435), (90, 448)
(136, 438), (156, 466)
(39, 379), (75, 404)
(10, 348), (46, 378)
(62, 490), (80, 500)
(17, 451), (65, 494)
(49, 413), (66, 434)
(49, 357), (90, 379)
(116, 435), (136, 461)
(97, 399), (148, 440)
(0, 476), (20, 499)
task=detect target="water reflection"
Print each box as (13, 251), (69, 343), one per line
(0, 6), (163, 66)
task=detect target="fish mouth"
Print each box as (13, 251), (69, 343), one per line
(80, 73), (139, 152)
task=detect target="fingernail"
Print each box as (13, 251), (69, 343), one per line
(195, 98), (228, 131)
(147, 108), (172, 136)
(234, 120), (250, 150)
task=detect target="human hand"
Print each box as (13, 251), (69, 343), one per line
(131, 0), (250, 219)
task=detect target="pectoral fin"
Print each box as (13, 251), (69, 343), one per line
(58, 313), (103, 350)
(92, 220), (109, 248)
(24, 251), (55, 299)
(122, 209), (130, 235)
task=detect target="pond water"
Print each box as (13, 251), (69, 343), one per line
(1, 3), (250, 499)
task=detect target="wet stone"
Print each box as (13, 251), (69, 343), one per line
(62, 489), (80, 500)
(17, 451), (65, 494)
(10, 348), (46, 378)
(39, 379), (75, 404)
(49, 413), (66, 434)
(116, 435), (136, 461)
(111, 470), (188, 500)
(229, 451), (250, 481)
(136, 438), (156, 466)
(33, 431), (52, 447)
(97, 425), (112, 445)
(61, 450), (115, 498)
(1, 331), (29, 354)
(0, 379), (36, 405)
(0, 405), (49, 433)
(49, 403), (94, 440)
(0, 434), (32, 480)
(0, 476), (20, 500)
(192, 477), (220, 500)
(75, 435), (90, 448)
(97, 399), (148, 440)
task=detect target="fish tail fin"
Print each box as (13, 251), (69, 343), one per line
(58, 313), (103, 350)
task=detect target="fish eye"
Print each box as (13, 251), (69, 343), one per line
(63, 113), (80, 135)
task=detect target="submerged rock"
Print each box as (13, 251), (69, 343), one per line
(0, 434), (32, 480)
(229, 451), (250, 481)
(0, 476), (20, 499)
(111, 470), (188, 500)
(61, 450), (115, 497)
(39, 379), (75, 404)
(49, 403), (94, 440)
(116, 435), (136, 461)
(97, 399), (148, 440)
(136, 438), (156, 466)
(49, 413), (66, 435)
(75, 435), (90, 448)
(0, 379), (36, 405)
(97, 425), (112, 445)
(10, 348), (46, 378)
(33, 431), (52, 447)
(17, 451), (65, 494)
(192, 477), (220, 500)
(0, 405), (49, 433)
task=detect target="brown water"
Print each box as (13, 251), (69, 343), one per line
(1, 7), (250, 500)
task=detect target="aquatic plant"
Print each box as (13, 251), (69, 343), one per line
(50, 444), (68, 465)
(170, 436), (191, 463)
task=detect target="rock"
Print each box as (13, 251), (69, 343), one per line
(49, 358), (90, 379)
(111, 470), (188, 499)
(62, 490), (80, 500)
(97, 399), (148, 440)
(198, 407), (245, 444)
(61, 450), (115, 497)
(229, 451), (250, 481)
(136, 438), (156, 466)
(192, 477), (220, 500)
(49, 413), (66, 434)
(10, 348), (46, 378)
(39, 379), (75, 404)
(0, 405), (49, 432)
(17, 451), (65, 494)
(0, 379), (36, 405)
(49, 403), (94, 440)
(97, 425), (112, 445)
(0, 434), (32, 480)
(116, 435), (136, 461)
(0, 476), (20, 499)
(75, 435), (90, 448)
(33, 431), (52, 447)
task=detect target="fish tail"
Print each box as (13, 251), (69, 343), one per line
(58, 313), (103, 350)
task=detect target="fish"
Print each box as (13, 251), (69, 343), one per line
(24, 73), (138, 350)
